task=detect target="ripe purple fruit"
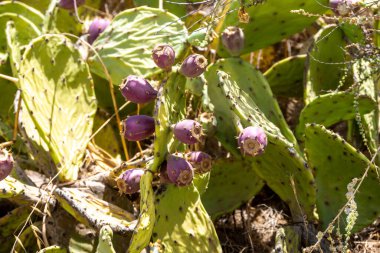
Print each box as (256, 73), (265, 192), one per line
(180, 54), (208, 78)
(187, 151), (212, 174)
(120, 76), (158, 104)
(173, 119), (202, 145)
(166, 155), (194, 186)
(116, 169), (144, 194)
(0, 149), (14, 181)
(238, 126), (267, 157)
(122, 115), (155, 141)
(88, 18), (110, 44)
(152, 44), (175, 70)
(59, 0), (85, 10)
(221, 26), (245, 56)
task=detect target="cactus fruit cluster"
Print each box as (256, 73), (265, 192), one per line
(0, 1), (378, 252)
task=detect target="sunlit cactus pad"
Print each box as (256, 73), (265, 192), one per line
(89, 6), (188, 84)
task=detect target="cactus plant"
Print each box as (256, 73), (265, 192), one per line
(18, 34), (97, 181)
(89, 6), (188, 84)
(201, 158), (264, 219)
(304, 124), (380, 232)
(96, 225), (116, 253)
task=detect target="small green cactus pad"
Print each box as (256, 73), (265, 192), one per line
(38, 246), (67, 253)
(96, 225), (116, 253)
(152, 184), (222, 253)
(205, 69), (316, 221)
(0, 205), (30, 237)
(201, 158), (264, 219)
(304, 124), (380, 233)
(18, 34), (97, 181)
(54, 188), (135, 235)
(217, 0), (329, 56)
(273, 227), (301, 253)
(0, 1), (43, 61)
(264, 55), (306, 98)
(152, 71), (186, 171)
(128, 171), (155, 253)
(296, 91), (376, 138)
(304, 25), (349, 103)
(89, 6), (188, 85)
(354, 60), (379, 154)
(193, 172), (210, 196)
(206, 58), (298, 148)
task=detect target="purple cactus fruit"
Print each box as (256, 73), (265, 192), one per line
(329, 0), (356, 15)
(152, 44), (175, 70)
(116, 169), (144, 194)
(221, 26), (245, 56)
(0, 149), (14, 181)
(238, 126), (267, 157)
(59, 0), (85, 10)
(120, 75), (158, 104)
(180, 54), (208, 78)
(122, 115), (155, 141)
(187, 151), (212, 174)
(88, 18), (110, 44)
(166, 155), (194, 186)
(173, 119), (203, 145)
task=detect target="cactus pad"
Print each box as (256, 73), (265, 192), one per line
(96, 225), (116, 253)
(217, 0), (329, 56)
(207, 58), (298, 147)
(205, 67), (316, 221)
(54, 188), (135, 235)
(89, 6), (188, 85)
(305, 25), (349, 103)
(296, 91), (376, 138)
(152, 184), (222, 253)
(18, 34), (97, 181)
(304, 124), (380, 232)
(264, 55), (306, 98)
(201, 158), (264, 219)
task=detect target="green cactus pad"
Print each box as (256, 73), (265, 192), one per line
(296, 91), (376, 138)
(54, 188), (135, 235)
(205, 68), (316, 221)
(96, 225), (116, 253)
(264, 55), (306, 98)
(304, 124), (380, 232)
(0, 61), (16, 126)
(18, 34), (97, 181)
(193, 172), (210, 196)
(89, 6), (188, 85)
(38, 246), (67, 253)
(152, 184), (222, 253)
(0, 205), (30, 237)
(201, 158), (264, 219)
(354, 60), (379, 154)
(0, 1), (43, 62)
(305, 25), (349, 103)
(152, 71), (186, 171)
(217, 0), (329, 56)
(128, 171), (155, 253)
(207, 58), (298, 148)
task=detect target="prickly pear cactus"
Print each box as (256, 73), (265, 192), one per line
(205, 67), (316, 221)
(217, 0), (329, 56)
(152, 184), (222, 253)
(96, 225), (116, 253)
(54, 188), (135, 234)
(89, 6), (188, 84)
(201, 158), (264, 219)
(305, 25), (350, 103)
(296, 91), (376, 138)
(0, 1), (43, 62)
(304, 124), (380, 232)
(18, 34), (97, 181)
(205, 58), (299, 148)
(264, 55), (306, 98)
